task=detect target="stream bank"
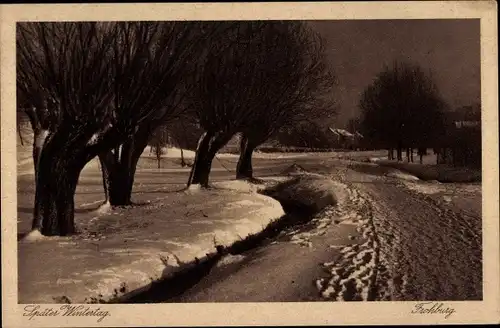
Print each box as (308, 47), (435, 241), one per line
(125, 170), (340, 303)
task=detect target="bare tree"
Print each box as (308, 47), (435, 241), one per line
(236, 23), (336, 180)
(95, 22), (228, 206)
(185, 22), (335, 185)
(186, 22), (285, 187)
(17, 23), (117, 236)
(164, 117), (203, 167)
(359, 61), (446, 162)
(17, 22), (225, 235)
(149, 125), (171, 168)
(274, 120), (336, 150)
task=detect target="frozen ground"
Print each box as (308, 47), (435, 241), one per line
(17, 141), (384, 303)
(18, 176), (288, 303)
(16, 135), (482, 302)
(372, 159), (481, 183)
(171, 160), (482, 302)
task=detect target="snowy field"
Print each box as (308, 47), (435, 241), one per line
(170, 159), (482, 303)
(16, 133), (386, 303)
(16, 128), (482, 303)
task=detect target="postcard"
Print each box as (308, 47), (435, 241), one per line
(1, 1), (498, 326)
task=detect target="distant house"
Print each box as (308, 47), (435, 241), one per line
(328, 128), (353, 149)
(436, 106), (481, 168)
(328, 128), (364, 150)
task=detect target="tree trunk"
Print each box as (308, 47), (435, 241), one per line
(31, 129), (53, 180)
(180, 147), (186, 167)
(410, 148), (414, 163)
(109, 166), (134, 205)
(155, 142), (162, 169)
(388, 148), (395, 160)
(32, 133), (89, 236)
(417, 147), (426, 164)
(98, 127), (151, 206)
(188, 132), (232, 187)
(187, 133), (205, 186)
(188, 133), (215, 187)
(236, 135), (255, 180)
(18, 123), (24, 146)
(99, 154), (139, 206)
(397, 145), (403, 161)
(24, 107), (49, 179)
(98, 152), (111, 204)
(190, 153), (215, 187)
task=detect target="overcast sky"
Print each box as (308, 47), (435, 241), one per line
(308, 19), (481, 128)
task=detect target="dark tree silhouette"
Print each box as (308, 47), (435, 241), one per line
(164, 117), (203, 167)
(95, 22), (228, 206)
(186, 22), (292, 187)
(274, 120), (336, 149)
(17, 22), (225, 236)
(236, 23), (336, 180)
(149, 125), (171, 169)
(18, 23), (117, 236)
(359, 61), (446, 161)
(186, 22), (335, 185)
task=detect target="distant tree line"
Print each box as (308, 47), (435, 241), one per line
(359, 61), (447, 164)
(434, 103), (481, 168)
(16, 21), (335, 236)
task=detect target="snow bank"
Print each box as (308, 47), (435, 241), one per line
(141, 146), (238, 159)
(375, 159), (481, 183)
(402, 181), (445, 195)
(216, 254), (246, 267)
(386, 170), (420, 181)
(369, 157), (384, 163)
(95, 201), (112, 215)
(212, 180), (259, 193)
(18, 186), (285, 304)
(20, 230), (46, 242)
(264, 174), (339, 213)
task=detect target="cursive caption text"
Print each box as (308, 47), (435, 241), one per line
(23, 305), (111, 323)
(411, 302), (456, 319)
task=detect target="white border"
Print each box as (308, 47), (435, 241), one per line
(1, 2), (498, 326)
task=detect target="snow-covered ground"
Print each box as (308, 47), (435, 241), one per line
(17, 126), (482, 303)
(18, 179), (286, 303)
(172, 160), (482, 303)
(15, 140), (382, 304)
(368, 157), (481, 183)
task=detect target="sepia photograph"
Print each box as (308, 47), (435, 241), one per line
(1, 2), (498, 327)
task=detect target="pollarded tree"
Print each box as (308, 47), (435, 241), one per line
(186, 22), (295, 187)
(96, 22), (229, 206)
(17, 22), (225, 236)
(236, 23), (336, 180)
(359, 61), (446, 161)
(17, 23), (117, 236)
